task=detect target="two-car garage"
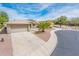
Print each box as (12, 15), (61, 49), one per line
(6, 21), (31, 33)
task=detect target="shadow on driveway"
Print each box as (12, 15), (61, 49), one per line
(0, 27), (7, 34)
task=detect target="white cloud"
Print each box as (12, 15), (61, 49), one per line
(0, 6), (28, 21)
(0, 4), (79, 21)
(38, 4), (79, 20)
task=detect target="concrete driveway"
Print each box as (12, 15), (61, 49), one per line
(11, 31), (46, 56)
(11, 30), (57, 56)
(51, 30), (79, 56)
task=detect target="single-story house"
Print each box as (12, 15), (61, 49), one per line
(6, 20), (38, 33)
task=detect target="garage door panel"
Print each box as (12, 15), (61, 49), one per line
(11, 28), (27, 33)
(9, 24), (28, 33)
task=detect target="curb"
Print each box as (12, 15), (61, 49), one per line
(42, 29), (58, 56)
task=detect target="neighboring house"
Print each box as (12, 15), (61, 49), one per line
(6, 20), (38, 33)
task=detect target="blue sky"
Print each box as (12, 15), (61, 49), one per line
(0, 3), (79, 21)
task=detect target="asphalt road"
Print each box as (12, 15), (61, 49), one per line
(51, 30), (79, 56)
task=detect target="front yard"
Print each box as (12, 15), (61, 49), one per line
(34, 29), (52, 42)
(0, 34), (12, 56)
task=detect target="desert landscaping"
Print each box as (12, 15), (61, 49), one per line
(0, 3), (79, 56)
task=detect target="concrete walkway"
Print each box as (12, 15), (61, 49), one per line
(11, 30), (57, 56)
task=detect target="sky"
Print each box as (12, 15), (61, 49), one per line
(0, 3), (79, 21)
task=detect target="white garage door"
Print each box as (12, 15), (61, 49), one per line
(10, 24), (28, 33)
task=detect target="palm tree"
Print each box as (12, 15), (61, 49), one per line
(37, 21), (50, 32)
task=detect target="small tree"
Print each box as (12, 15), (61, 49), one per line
(56, 16), (67, 28)
(46, 20), (54, 28)
(71, 18), (79, 25)
(37, 21), (50, 32)
(70, 18), (79, 29)
(0, 11), (8, 28)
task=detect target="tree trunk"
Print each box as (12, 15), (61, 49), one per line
(60, 24), (62, 28)
(42, 29), (45, 32)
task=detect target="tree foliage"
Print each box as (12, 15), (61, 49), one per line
(37, 21), (50, 32)
(46, 20), (54, 28)
(55, 16), (67, 27)
(71, 18), (79, 25)
(0, 11), (9, 28)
